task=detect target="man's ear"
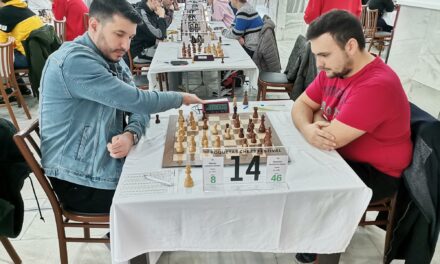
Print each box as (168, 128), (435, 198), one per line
(88, 17), (99, 32)
(345, 38), (359, 56)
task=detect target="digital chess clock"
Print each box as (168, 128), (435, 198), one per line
(202, 98), (230, 114)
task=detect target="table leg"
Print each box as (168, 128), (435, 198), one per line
(317, 253), (341, 264)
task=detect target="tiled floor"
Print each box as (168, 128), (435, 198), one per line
(1, 41), (439, 264)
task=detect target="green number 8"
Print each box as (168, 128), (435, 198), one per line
(210, 176), (216, 183)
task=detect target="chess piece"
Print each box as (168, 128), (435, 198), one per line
(242, 138), (248, 147)
(178, 127), (185, 137)
(189, 136), (196, 153)
(233, 96), (237, 107)
(203, 119), (208, 130)
(219, 36), (222, 43)
(155, 114), (160, 124)
(251, 133), (257, 144)
(190, 119), (197, 130)
(202, 138), (209, 148)
(243, 91), (249, 106)
(184, 164), (194, 188)
(264, 127), (272, 142)
(189, 112), (194, 122)
(247, 129), (254, 139)
(214, 136), (221, 148)
(239, 128), (244, 138)
(224, 127), (232, 140)
(225, 123), (230, 132)
(211, 123), (219, 135)
(192, 56), (195, 64)
(178, 109), (184, 122)
(176, 140), (184, 153)
(201, 112), (207, 121)
(204, 47), (207, 53)
(234, 114), (240, 128)
(221, 55), (224, 64)
(264, 136), (273, 147)
(259, 114), (266, 133)
(253, 107), (258, 118)
(232, 105), (238, 119)
(202, 130), (208, 142)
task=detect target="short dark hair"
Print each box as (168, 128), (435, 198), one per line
(306, 10), (365, 50)
(89, 0), (142, 25)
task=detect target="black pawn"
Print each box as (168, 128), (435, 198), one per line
(155, 114), (160, 124)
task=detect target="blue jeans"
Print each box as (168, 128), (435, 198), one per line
(14, 50), (29, 69)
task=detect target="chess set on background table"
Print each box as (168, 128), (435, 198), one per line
(162, 100), (288, 168)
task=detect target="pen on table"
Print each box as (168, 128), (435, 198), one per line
(144, 175), (174, 186)
(243, 105), (249, 110)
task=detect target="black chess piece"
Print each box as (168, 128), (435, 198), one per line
(232, 106), (237, 119)
(155, 114), (160, 124)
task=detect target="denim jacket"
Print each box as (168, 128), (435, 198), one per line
(39, 33), (183, 190)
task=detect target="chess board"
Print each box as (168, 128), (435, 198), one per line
(162, 112), (288, 168)
(178, 42), (227, 59)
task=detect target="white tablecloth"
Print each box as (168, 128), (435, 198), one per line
(110, 101), (372, 264)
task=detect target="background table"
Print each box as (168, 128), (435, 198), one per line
(110, 101), (372, 264)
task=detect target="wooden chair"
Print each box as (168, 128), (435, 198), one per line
(0, 236), (21, 264)
(53, 17), (67, 43)
(359, 193), (397, 264)
(13, 120), (110, 264)
(364, 8), (379, 48)
(83, 13), (89, 31)
(367, 5), (401, 61)
(360, 5), (368, 32)
(256, 72), (294, 101)
(127, 50), (149, 90)
(0, 37), (32, 129)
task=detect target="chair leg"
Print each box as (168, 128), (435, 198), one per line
(256, 82), (261, 101)
(56, 224), (69, 264)
(158, 74), (164, 92)
(1, 88), (20, 129)
(165, 73), (169, 91)
(261, 84), (267, 101)
(84, 227), (91, 239)
(12, 78), (32, 119)
(1, 236), (22, 264)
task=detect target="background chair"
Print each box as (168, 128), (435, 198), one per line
(0, 237), (21, 264)
(0, 37), (32, 129)
(13, 120), (110, 264)
(53, 17), (67, 43)
(127, 50), (149, 90)
(364, 8), (379, 49)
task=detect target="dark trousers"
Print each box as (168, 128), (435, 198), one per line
(49, 177), (115, 214)
(13, 50), (29, 69)
(346, 160), (400, 202)
(377, 17), (394, 32)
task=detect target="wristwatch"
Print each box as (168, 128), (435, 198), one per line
(125, 130), (139, 145)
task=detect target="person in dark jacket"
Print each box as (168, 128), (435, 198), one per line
(0, 118), (30, 238)
(22, 24), (61, 99)
(130, 0), (167, 62)
(368, 0), (395, 32)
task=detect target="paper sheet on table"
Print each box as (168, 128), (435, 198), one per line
(117, 169), (178, 198)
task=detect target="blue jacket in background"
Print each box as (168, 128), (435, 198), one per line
(39, 33), (183, 190)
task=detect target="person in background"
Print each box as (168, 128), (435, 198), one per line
(130, 0), (167, 61)
(222, 0), (263, 58)
(208, 0), (234, 28)
(303, 0), (362, 24)
(368, 0), (395, 32)
(51, 0), (89, 41)
(0, 0), (43, 95)
(40, 0), (203, 214)
(161, 0), (175, 27)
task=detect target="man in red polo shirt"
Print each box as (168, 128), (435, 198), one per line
(303, 0), (362, 24)
(291, 9), (412, 263)
(51, 0), (88, 41)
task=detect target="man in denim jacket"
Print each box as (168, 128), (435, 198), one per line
(39, 0), (202, 214)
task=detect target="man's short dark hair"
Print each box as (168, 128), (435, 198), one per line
(306, 10), (366, 50)
(89, 0), (142, 25)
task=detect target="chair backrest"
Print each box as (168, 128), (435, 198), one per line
(0, 37), (15, 80)
(83, 13), (89, 31)
(53, 17), (66, 43)
(360, 5), (367, 31)
(364, 8), (379, 39)
(13, 120), (64, 220)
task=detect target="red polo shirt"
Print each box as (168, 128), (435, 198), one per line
(52, 0), (88, 41)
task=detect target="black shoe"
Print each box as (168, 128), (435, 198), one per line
(0, 96), (17, 104)
(20, 88), (32, 96)
(295, 253), (317, 263)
